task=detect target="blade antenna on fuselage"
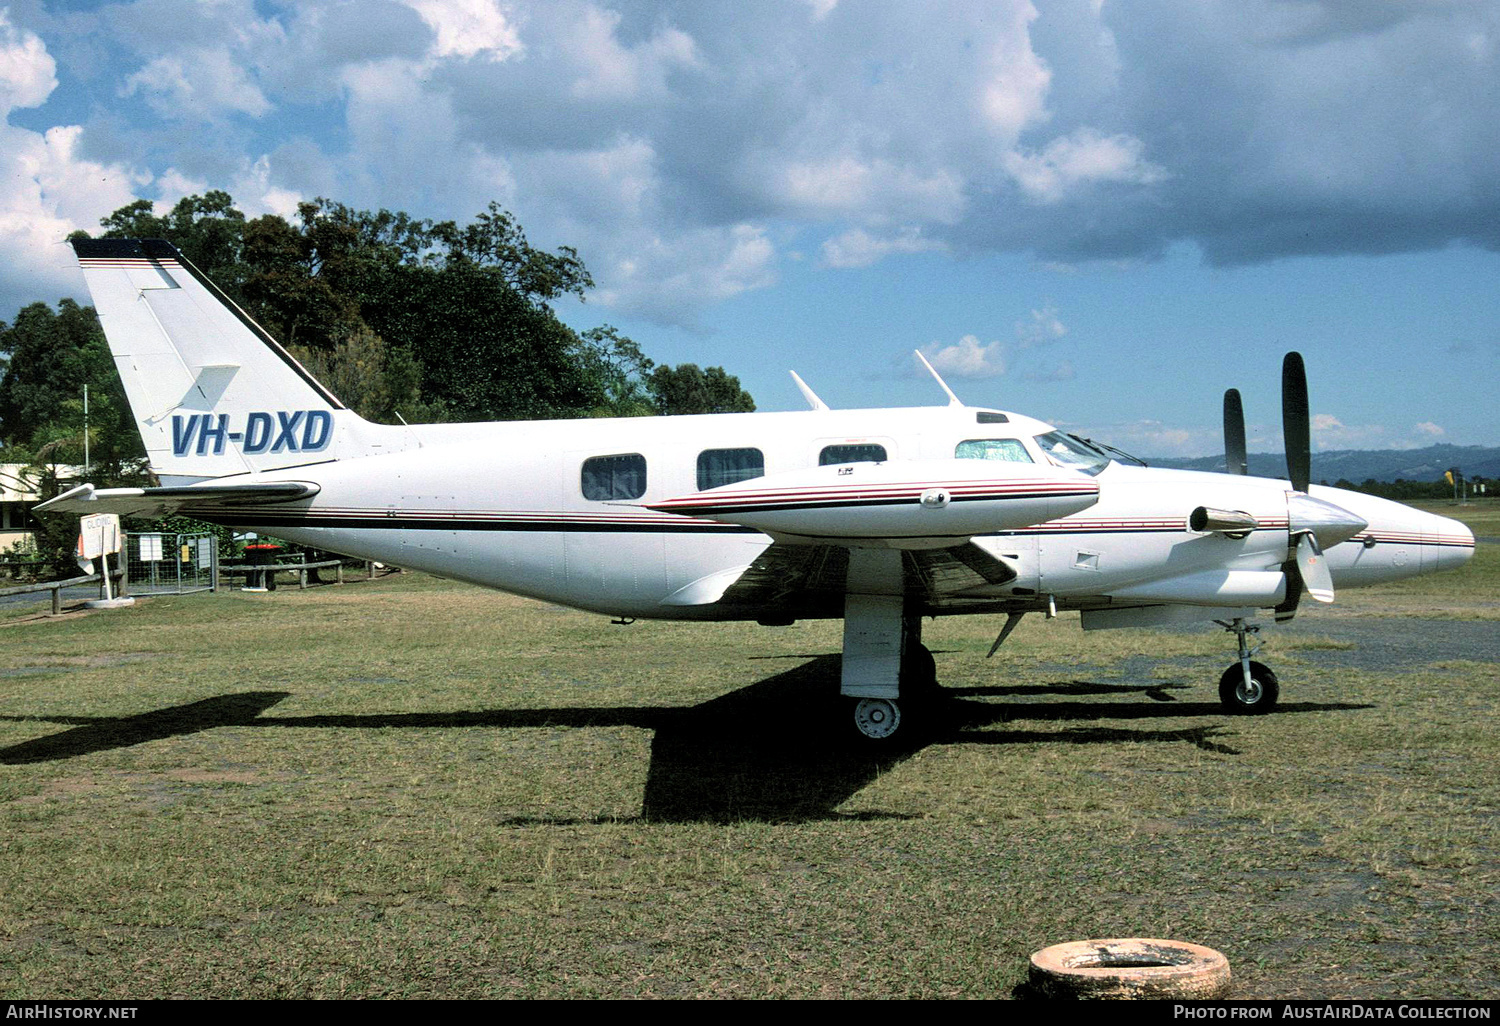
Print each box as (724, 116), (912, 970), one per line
(913, 350), (963, 407)
(789, 371), (830, 411)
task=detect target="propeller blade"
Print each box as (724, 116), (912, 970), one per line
(1274, 558), (1302, 623)
(1282, 352), (1311, 492)
(1294, 532), (1335, 604)
(1223, 389), (1247, 475)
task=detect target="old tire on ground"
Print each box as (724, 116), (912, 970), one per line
(1028, 938), (1231, 1000)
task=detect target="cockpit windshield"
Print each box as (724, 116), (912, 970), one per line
(1033, 431), (1112, 475)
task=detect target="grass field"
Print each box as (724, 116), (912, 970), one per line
(1, 501), (1495, 999)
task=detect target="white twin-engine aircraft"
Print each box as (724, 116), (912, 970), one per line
(42, 239), (1475, 741)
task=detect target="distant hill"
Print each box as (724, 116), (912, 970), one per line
(1145, 444), (1500, 483)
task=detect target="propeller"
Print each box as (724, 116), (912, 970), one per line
(1217, 352), (1366, 622)
(1272, 351), (1355, 620)
(1282, 352), (1311, 493)
(1222, 388), (1247, 475)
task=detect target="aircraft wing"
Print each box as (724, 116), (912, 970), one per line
(651, 459), (1078, 615)
(35, 481), (319, 519)
(662, 540), (1017, 614)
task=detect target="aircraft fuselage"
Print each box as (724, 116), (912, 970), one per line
(192, 404), (1474, 623)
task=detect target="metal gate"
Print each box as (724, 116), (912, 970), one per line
(123, 532), (218, 595)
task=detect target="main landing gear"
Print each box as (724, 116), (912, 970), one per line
(848, 639), (939, 742)
(1215, 617), (1280, 714)
(841, 587), (941, 743)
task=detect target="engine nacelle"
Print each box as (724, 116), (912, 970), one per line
(646, 458), (1100, 542)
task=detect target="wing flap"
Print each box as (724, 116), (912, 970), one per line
(672, 540), (1017, 612)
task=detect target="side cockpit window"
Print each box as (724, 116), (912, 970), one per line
(1033, 431), (1111, 474)
(581, 453), (647, 501)
(955, 439), (1033, 462)
(698, 448), (764, 490)
(819, 443), (887, 465)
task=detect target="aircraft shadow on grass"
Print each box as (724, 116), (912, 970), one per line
(0, 656), (1371, 824)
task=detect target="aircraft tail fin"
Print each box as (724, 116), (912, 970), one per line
(71, 238), (392, 483)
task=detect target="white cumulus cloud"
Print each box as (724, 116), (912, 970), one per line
(1014, 304), (1068, 347)
(920, 335), (1008, 380)
(916, 304), (1072, 381)
(1004, 128), (1165, 204)
(0, 15), (144, 312)
(404, 0), (523, 62)
(820, 227), (945, 269)
(0, 10), (55, 114)
(123, 50), (272, 120)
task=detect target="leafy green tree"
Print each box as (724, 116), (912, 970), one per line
(238, 213), (362, 350)
(435, 201), (594, 309)
(576, 325), (656, 417)
(367, 258), (602, 421)
(71, 191), (757, 426)
(97, 191), (248, 286)
(0, 300), (144, 477)
(287, 326), (443, 424)
(648, 363), (757, 415)
(0, 300), (149, 571)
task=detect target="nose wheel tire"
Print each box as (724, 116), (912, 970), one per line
(1218, 661), (1279, 714)
(852, 698), (902, 741)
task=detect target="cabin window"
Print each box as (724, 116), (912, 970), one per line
(581, 453), (647, 501)
(819, 443), (887, 466)
(697, 448), (764, 490)
(955, 439), (1033, 462)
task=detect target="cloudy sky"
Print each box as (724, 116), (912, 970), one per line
(2, 0), (1497, 456)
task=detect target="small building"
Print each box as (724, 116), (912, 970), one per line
(0, 464), (82, 551)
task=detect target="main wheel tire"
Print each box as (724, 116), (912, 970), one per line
(901, 642), (939, 699)
(1218, 660), (1279, 714)
(1029, 938), (1231, 1000)
(906, 642), (936, 683)
(851, 697), (902, 741)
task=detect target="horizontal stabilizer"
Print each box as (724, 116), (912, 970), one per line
(37, 481), (319, 519)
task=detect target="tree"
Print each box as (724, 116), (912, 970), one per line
(287, 326), (442, 425)
(0, 300), (144, 477)
(0, 300), (149, 572)
(435, 201), (594, 309)
(575, 325), (656, 417)
(97, 190), (248, 285)
(69, 191), (757, 426)
(648, 363), (757, 415)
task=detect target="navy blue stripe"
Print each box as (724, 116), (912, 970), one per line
(191, 513), (760, 534)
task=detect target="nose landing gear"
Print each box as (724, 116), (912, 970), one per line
(1215, 617), (1280, 714)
